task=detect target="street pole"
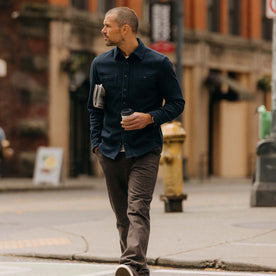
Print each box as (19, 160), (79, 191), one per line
(175, 0), (183, 87)
(272, 18), (276, 139)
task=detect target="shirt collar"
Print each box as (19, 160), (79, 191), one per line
(114, 38), (145, 61)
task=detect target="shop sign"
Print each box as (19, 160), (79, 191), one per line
(267, 0), (276, 18)
(33, 147), (64, 186)
(150, 1), (175, 53)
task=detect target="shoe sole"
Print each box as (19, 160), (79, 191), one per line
(115, 265), (134, 276)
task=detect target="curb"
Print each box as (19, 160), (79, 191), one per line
(5, 253), (276, 273)
(0, 178), (99, 192)
(0, 184), (94, 192)
(156, 258), (276, 272)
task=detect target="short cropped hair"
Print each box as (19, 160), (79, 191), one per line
(106, 7), (139, 33)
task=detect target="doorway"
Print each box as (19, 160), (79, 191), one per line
(68, 51), (95, 177)
(206, 70), (250, 177)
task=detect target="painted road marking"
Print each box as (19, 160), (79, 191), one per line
(0, 263), (115, 276)
(154, 269), (275, 276)
(0, 237), (71, 250)
(0, 265), (32, 275)
(0, 263), (274, 276)
(78, 272), (115, 276)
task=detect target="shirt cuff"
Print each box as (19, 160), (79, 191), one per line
(149, 111), (160, 126)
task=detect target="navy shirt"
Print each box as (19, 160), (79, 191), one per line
(88, 38), (185, 159)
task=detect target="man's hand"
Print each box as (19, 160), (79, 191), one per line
(121, 112), (153, 131)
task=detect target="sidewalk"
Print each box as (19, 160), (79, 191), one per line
(0, 176), (276, 272)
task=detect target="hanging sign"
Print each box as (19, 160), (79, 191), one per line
(267, 0), (276, 18)
(150, 41), (175, 53)
(150, 1), (175, 53)
(33, 147), (64, 186)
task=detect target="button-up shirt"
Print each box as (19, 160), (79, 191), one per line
(88, 38), (185, 159)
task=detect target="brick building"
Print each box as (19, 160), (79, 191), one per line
(0, 0), (273, 178)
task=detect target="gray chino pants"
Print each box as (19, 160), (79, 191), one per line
(96, 147), (161, 276)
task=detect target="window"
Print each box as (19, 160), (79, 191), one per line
(207, 0), (220, 32)
(71, 0), (87, 10)
(143, 0), (176, 27)
(98, 0), (116, 14)
(143, 0), (150, 24)
(262, 0), (272, 41)
(228, 0), (240, 35)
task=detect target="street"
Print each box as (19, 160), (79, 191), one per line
(0, 261), (274, 276)
(0, 178), (275, 275)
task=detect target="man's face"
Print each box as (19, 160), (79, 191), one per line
(101, 13), (123, 46)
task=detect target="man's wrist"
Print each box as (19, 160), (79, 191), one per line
(146, 113), (154, 125)
(148, 113), (154, 125)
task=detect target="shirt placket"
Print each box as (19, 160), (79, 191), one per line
(121, 57), (130, 151)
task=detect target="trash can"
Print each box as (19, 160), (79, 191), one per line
(251, 139), (276, 206)
(258, 105), (271, 139)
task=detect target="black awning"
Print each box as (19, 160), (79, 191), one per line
(204, 73), (255, 101)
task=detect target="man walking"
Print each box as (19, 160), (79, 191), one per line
(88, 7), (185, 276)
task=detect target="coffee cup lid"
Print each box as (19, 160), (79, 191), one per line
(121, 108), (134, 116)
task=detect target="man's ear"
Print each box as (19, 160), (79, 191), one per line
(121, 24), (130, 35)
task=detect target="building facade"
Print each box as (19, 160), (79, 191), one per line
(0, 0), (273, 178)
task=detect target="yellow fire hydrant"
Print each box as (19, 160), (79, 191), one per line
(160, 121), (187, 212)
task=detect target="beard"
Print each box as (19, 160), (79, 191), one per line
(104, 38), (115, 46)
(103, 35), (123, 47)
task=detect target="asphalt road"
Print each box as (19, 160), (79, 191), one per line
(0, 181), (275, 275)
(0, 261), (274, 276)
(0, 187), (111, 234)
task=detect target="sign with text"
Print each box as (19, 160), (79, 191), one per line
(33, 147), (64, 186)
(150, 1), (174, 53)
(267, 0), (276, 18)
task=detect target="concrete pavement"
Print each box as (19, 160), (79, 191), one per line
(0, 176), (275, 272)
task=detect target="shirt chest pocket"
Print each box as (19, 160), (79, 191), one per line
(101, 74), (123, 94)
(132, 74), (157, 98)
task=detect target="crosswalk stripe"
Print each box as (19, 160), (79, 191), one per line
(78, 271), (115, 276)
(154, 269), (274, 276)
(0, 237), (71, 249)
